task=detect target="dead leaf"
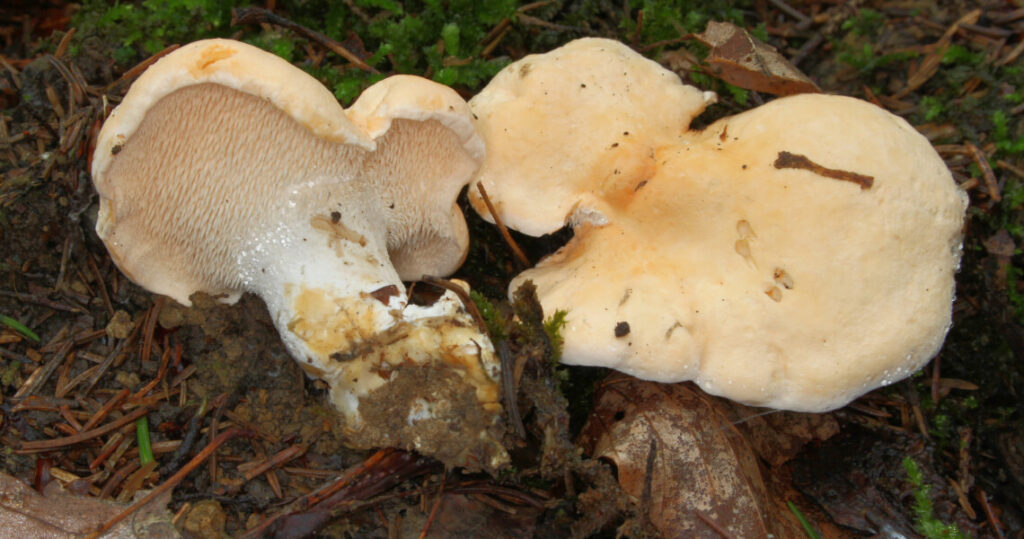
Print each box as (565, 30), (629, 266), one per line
(694, 21), (820, 96)
(578, 376), (805, 537)
(0, 472), (178, 538)
(723, 404), (839, 467)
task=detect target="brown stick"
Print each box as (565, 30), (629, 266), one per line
(242, 444), (307, 481)
(232, 7), (378, 73)
(103, 45), (180, 93)
(966, 141), (1001, 202)
(17, 406), (149, 453)
(476, 183), (530, 268)
(81, 391), (130, 432)
(418, 474), (447, 539)
(419, 275), (489, 334)
(773, 151), (874, 190)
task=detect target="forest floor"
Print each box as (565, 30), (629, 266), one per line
(1, 0), (1023, 537)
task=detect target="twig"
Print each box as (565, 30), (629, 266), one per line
(768, 0), (810, 24)
(0, 289), (84, 313)
(997, 159), (1024, 180)
(975, 488), (1005, 539)
(232, 8), (378, 73)
(159, 397), (211, 476)
(241, 444), (307, 481)
(418, 474), (447, 539)
(139, 297), (164, 367)
(86, 253), (115, 318)
(13, 340), (73, 399)
(84, 428), (254, 539)
(966, 141), (1000, 202)
(17, 406), (150, 453)
(498, 340), (526, 439)
(54, 28), (75, 59)
(475, 183), (530, 269)
(420, 275), (488, 334)
(242, 448), (431, 538)
(893, 10), (981, 99)
(103, 45), (180, 93)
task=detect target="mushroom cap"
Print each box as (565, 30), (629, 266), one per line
(92, 39), (480, 305)
(509, 93), (965, 412)
(93, 39), (372, 182)
(347, 75), (483, 280)
(467, 37), (716, 236)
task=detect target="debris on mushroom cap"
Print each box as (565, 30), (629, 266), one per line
(91, 39), (505, 470)
(467, 37), (717, 236)
(470, 39), (967, 413)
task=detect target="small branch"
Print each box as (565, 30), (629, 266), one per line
(476, 183), (530, 269)
(966, 141), (1000, 202)
(420, 275), (487, 334)
(498, 340), (526, 439)
(18, 406), (150, 453)
(773, 151), (874, 190)
(232, 7), (378, 73)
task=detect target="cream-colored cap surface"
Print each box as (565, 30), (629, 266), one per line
(470, 38), (966, 412)
(468, 38), (716, 236)
(513, 94), (965, 411)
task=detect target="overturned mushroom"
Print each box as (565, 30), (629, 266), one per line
(470, 38), (966, 412)
(92, 39), (505, 469)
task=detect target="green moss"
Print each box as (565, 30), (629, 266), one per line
(902, 457), (967, 539)
(620, 0), (748, 45)
(470, 289), (508, 342)
(73, 0), (242, 66)
(543, 309), (568, 363)
(840, 8), (885, 37)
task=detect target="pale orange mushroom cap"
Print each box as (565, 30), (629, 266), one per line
(468, 38), (717, 236)
(471, 39), (967, 412)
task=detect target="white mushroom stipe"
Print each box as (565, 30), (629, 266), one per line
(92, 39), (505, 470)
(469, 38), (966, 413)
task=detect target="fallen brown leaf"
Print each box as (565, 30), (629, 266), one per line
(578, 376), (805, 537)
(0, 472), (177, 538)
(723, 403), (839, 468)
(694, 21), (820, 96)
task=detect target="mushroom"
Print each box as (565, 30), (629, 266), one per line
(467, 37), (717, 236)
(92, 39), (505, 469)
(469, 38), (966, 412)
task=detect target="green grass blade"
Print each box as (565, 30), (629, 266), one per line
(0, 315), (40, 343)
(787, 500), (821, 539)
(136, 416), (154, 465)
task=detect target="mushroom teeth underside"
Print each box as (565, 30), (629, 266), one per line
(508, 93), (965, 413)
